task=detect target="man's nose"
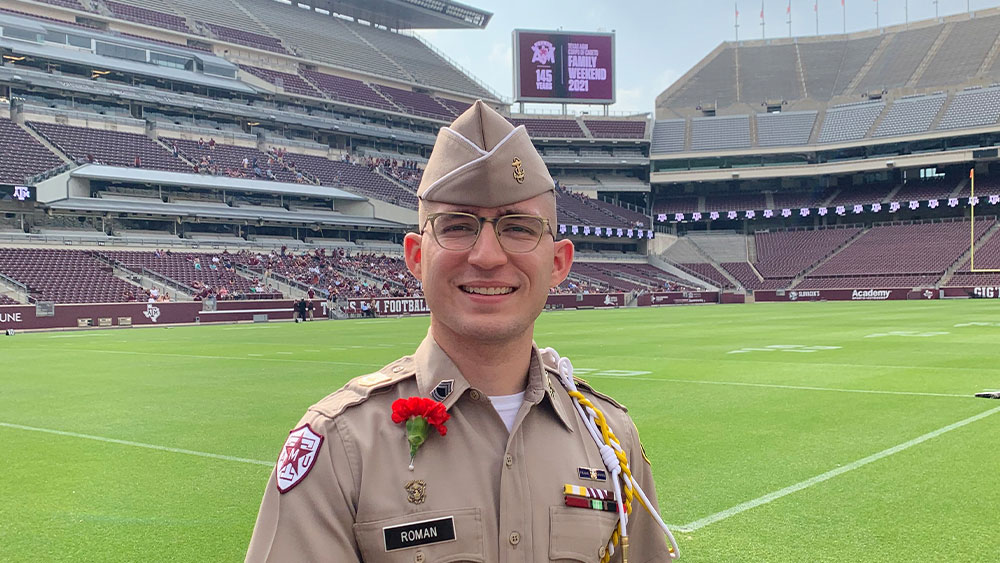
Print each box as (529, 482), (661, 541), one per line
(467, 224), (509, 269)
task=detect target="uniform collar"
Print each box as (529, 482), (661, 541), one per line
(413, 331), (575, 431)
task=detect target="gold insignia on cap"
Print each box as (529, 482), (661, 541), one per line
(511, 157), (525, 184)
(404, 480), (427, 504)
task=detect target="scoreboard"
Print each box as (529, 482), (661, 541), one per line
(513, 29), (615, 104)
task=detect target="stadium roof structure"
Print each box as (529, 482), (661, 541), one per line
(292, 0), (491, 30)
(47, 197), (406, 228)
(66, 165), (367, 201)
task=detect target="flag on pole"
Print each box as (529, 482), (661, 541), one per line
(970, 168), (975, 179)
(814, 0), (818, 11)
(787, 1), (791, 14)
(735, 2), (739, 18)
(760, 0), (764, 19)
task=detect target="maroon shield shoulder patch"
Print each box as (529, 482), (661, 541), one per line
(275, 424), (325, 494)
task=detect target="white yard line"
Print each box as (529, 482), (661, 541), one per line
(585, 375), (973, 399)
(672, 405), (1000, 532)
(11, 348), (385, 369)
(0, 422), (273, 467)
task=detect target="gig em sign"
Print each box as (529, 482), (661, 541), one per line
(513, 29), (615, 104)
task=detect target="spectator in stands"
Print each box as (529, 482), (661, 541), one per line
(208, 138), (216, 150)
(193, 257), (201, 271)
(247, 101), (674, 563)
(198, 137), (205, 148)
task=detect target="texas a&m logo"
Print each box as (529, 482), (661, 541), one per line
(276, 424), (324, 493)
(531, 40), (555, 64)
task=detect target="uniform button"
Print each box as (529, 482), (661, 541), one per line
(469, 390), (482, 401)
(509, 531), (520, 545)
(504, 454), (513, 467)
(415, 551), (425, 563)
(392, 366), (403, 373)
(599, 545), (607, 558)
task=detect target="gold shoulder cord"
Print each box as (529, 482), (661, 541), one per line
(542, 348), (680, 563)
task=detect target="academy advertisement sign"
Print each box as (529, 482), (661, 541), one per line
(513, 29), (615, 104)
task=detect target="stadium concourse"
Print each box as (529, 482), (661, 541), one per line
(3, 0), (1000, 332)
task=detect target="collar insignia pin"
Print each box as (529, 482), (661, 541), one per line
(404, 480), (427, 504)
(431, 379), (454, 402)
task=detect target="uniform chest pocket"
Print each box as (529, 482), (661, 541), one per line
(353, 507), (485, 563)
(549, 505), (620, 562)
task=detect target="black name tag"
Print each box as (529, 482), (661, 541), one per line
(383, 516), (456, 552)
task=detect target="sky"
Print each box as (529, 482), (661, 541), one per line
(415, 0), (1000, 116)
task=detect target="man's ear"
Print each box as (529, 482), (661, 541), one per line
(403, 232), (423, 280)
(549, 239), (574, 287)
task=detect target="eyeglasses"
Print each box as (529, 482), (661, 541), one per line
(422, 212), (554, 253)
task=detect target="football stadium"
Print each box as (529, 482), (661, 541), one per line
(1, 0), (999, 561)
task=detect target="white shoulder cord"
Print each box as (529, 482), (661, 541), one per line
(540, 347), (680, 561)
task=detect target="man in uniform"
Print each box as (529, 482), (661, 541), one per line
(247, 101), (677, 562)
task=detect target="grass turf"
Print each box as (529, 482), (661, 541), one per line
(1, 300), (998, 562)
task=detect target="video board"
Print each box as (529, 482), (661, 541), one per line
(513, 29), (615, 104)
(0, 185), (35, 202)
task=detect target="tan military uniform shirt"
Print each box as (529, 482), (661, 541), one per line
(247, 332), (671, 563)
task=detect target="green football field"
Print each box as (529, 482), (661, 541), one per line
(2, 300), (999, 562)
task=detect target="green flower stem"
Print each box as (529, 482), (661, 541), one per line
(405, 416), (430, 459)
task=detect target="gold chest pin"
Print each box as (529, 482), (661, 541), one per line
(404, 480), (427, 504)
(511, 157), (526, 184)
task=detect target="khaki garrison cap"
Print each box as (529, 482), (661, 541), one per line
(417, 100), (554, 207)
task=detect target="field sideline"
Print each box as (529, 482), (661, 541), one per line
(2, 300), (999, 562)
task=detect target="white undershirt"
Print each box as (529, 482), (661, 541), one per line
(488, 391), (526, 433)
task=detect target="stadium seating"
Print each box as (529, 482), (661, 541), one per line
(808, 220), (994, 277)
(27, 122), (192, 173)
(509, 118), (584, 138)
(946, 225), (1000, 286)
(817, 102), (884, 144)
(104, 1), (190, 33)
(936, 86), (1000, 130)
(873, 94), (946, 138)
(651, 119), (686, 153)
(555, 190), (637, 229)
(103, 250), (280, 298)
(370, 85), (455, 121)
(237, 65), (323, 98)
(917, 16), (1000, 88)
(738, 43), (803, 103)
(797, 37), (881, 100)
(772, 191), (824, 210)
(0, 248), (147, 304)
(0, 118), (65, 185)
(653, 196), (700, 214)
(201, 22), (288, 54)
(159, 137), (297, 182)
(677, 263), (734, 289)
(661, 47), (737, 109)
(584, 120), (646, 139)
(299, 70), (398, 112)
(756, 111), (817, 147)
(690, 115), (750, 151)
(283, 153), (418, 209)
(827, 184), (893, 207)
(0, 294), (19, 305)
(704, 193), (767, 213)
(754, 228), (862, 278)
(854, 25), (942, 93)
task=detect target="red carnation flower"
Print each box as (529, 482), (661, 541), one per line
(391, 397), (450, 469)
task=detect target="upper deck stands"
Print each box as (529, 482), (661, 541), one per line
(0, 118), (64, 184)
(584, 120), (646, 139)
(27, 121), (192, 173)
